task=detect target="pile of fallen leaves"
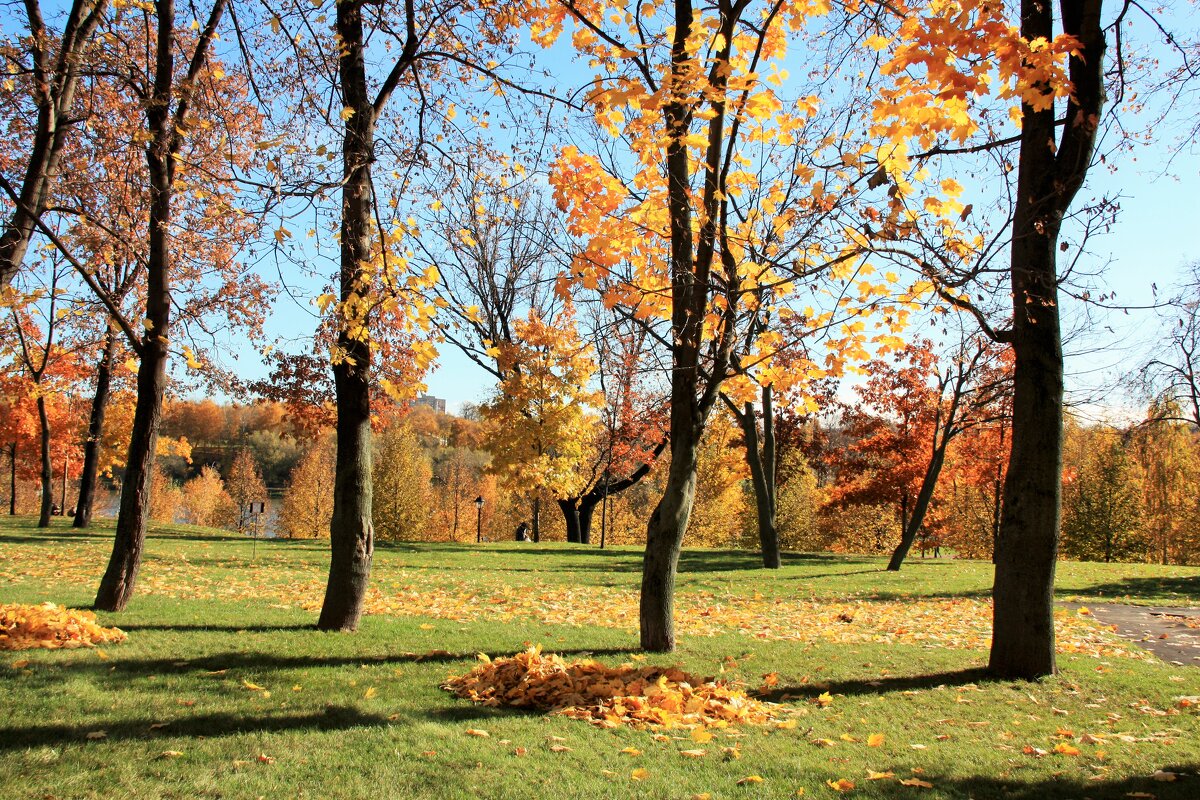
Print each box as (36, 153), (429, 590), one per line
(442, 646), (786, 729)
(0, 602), (127, 650)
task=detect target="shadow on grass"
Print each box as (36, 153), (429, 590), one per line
(1061, 575), (1200, 604)
(0, 706), (392, 751)
(116, 623), (317, 633)
(756, 667), (995, 703)
(864, 769), (1198, 800)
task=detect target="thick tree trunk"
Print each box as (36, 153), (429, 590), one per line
(560, 498), (581, 543)
(988, 0), (1103, 680)
(75, 325), (116, 528)
(318, 0), (376, 632)
(36, 395), (52, 527)
(578, 495), (598, 544)
(0, 0), (109, 289)
(640, 436), (699, 651)
(888, 447), (947, 571)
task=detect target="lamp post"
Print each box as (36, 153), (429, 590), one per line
(474, 496), (484, 543)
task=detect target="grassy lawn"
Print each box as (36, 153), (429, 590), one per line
(1, 516), (1197, 799)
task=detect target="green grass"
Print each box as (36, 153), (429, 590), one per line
(1, 515), (1198, 799)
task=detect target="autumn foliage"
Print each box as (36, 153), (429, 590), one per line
(0, 602), (126, 650)
(443, 647), (787, 730)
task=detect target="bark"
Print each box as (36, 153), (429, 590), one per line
(732, 386), (779, 568)
(75, 325), (117, 528)
(888, 446), (947, 570)
(531, 496), (541, 543)
(95, 0), (226, 612)
(640, 433), (700, 651)
(0, 0), (109, 288)
(317, 0), (376, 632)
(36, 395), (52, 527)
(6, 444), (15, 515)
(560, 438), (667, 545)
(989, 0), (1104, 680)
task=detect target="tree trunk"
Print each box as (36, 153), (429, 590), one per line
(0, 0), (109, 289)
(36, 395), (52, 527)
(640, 434), (700, 651)
(560, 497), (581, 543)
(94, 333), (167, 611)
(6, 444), (15, 515)
(317, 0), (376, 632)
(531, 496), (541, 542)
(75, 325), (116, 528)
(734, 386), (779, 568)
(578, 495), (598, 544)
(888, 446), (947, 571)
(988, 0), (1104, 680)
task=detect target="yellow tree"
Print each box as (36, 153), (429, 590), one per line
(373, 420), (433, 542)
(280, 433), (336, 540)
(482, 307), (602, 541)
(537, 0), (920, 650)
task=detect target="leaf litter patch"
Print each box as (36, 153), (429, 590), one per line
(442, 646), (792, 729)
(1, 602), (127, 650)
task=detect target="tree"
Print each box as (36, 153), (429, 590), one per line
(871, 0), (1109, 677)
(0, 0), (109, 288)
(225, 448), (267, 535)
(1129, 401), (1200, 565)
(774, 450), (820, 553)
(180, 465), (235, 530)
(373, 420), (433, 542)
(482, 307), (602, 542)
(1062, 437), (1146, 563)
(280, 433), (336, 540)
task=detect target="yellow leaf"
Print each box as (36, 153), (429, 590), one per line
(1053, 742), (1080, 756)
(619, 747), (641, 756)
(340, 106), (355, 121)
(241, 679), (266, 691)
(691, 728), (714, 743)
(867, 771), (894, 780)
(899, 778), (934, 788)
(631, 768), (650, 781)
(816, 692), (833, 707)
(826, 778), (855, 792)
(549, 744), (572, 752)
(364, 687), (377, 699)
(867, 733), (885, 747)
(737, 775), (764, 785)
(465, 729), (489, 737)
(159, 750), (184, 759)
(679, 749), (706, 758)
(419, 623), (435, 630)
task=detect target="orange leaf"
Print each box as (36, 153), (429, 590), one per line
(826, 778), (855, 792)
(900, 778), (933, 788)
(631, 768), (650, 781)
(867, 733), (886, 747)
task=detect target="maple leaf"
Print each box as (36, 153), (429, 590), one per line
(826, 778), (855, 792)
(631, 768), (649, 781)
(737, 775), (764, 785)
(679, 749), (706, 758)
(900, 778), (934, 788)
(1053, 742), (1081, 756)
(866, 771), (894, 780)
(465, 729), (489, 738)
(867, 733), (886, 747)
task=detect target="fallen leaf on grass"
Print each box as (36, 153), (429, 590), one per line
(465, 729), (489, 737)
(826, 778), (854, 792)
(867, 771), (894, 780)
(679, 749), (706, 758)
(1151, 770), (1177, 782)
(0, 603), (127, 651)
(256, 754), (275, 764)
(619, 747), (641, 756)
(815, 692), (833, 707)
(148, 722), (169, 731)
(692, 728), (714, 743)
(85, 731), (106, 740)
(159, 751), (183, 759)
(514, 747), (528, 756)
(900, 778), (934, 788)
(737, 775), (764, 785)
(241, 679), (266, 692)
(364, 687), (377, 699)
(867, 733), (885, 747)
(631, 768), (649, 781)
(549, 744), (572, 753)
(1054, 742), (1081, 756)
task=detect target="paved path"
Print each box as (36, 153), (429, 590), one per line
(1082, 604), (1200, 667)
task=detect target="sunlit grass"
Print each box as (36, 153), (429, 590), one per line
(1, 516), (1197, 799)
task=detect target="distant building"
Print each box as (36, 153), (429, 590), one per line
(415, 394), (446, 414)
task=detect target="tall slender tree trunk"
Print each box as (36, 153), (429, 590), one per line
(96, 0), (224, 611)
(888, 447), (947, 570)
(734, 386), (779, 568)
(6, 443), (15, 514)
(531, 496), (541, 543)
(318, 0), (376, 631)
(640, 433), (700, 651)
(36, 395), (52, 527)
(75, 325), (116, 528)
(989, 0), (1104, 680)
